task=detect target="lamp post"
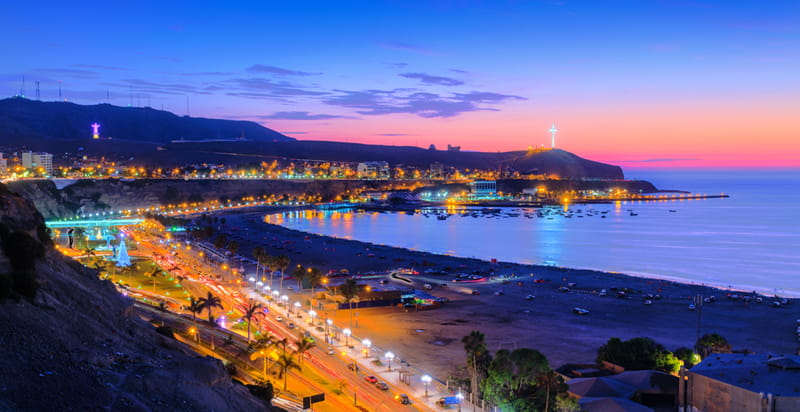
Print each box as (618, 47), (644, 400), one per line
(343, 328), (351, 347)
(281, 295), (288, 308)
(385, 352), (394, 371)
(457, 392), (464, 412)
(422, 374), (431, 397)
(362, 339), (371, 357)
(326, 318), (332, 343)
(272, 290), (279, 301)
(294, 301), (301, 314)
(309, 309), (316, 324)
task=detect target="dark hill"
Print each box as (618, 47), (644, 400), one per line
(157, 140), (625, 179)
(0, 97), (293, 143)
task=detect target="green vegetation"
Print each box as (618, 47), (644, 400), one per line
(198, 292), (224, 324)
(695, 333), (732, 358)
(597, 337), (681, 373)
(460, 331), (572, 412)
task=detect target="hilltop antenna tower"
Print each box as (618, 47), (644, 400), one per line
(35, 81), (40, 100)
(186, 95), (190, 116)
(107, 89), (110, 104)
(58, 80), (63, 100)
(20, 76), (25, 97)
(129, 85), (133, 107)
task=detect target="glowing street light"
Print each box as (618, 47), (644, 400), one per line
(272, 290), (279, 300)
(362, 338), (371, 357)
(343, 328), (351, 347)
(457, 392), (464, 412)
(294, 301), (301, 314)
(385, 352), (394, 371)
(422, 375), (431, 397)
(309, 310), (317, 324)
(281, 295), (288, 307)
(326, 318), (332, 343)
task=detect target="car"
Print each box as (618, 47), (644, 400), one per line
(375, 381), (389, 391)
(327, 348), (335, 355)
(364, 375), (378, 384)
(559, 286), (570, 292)
(494, 290), (504, 296)
(395, 394), (410, 405)
(471, 289), (480, 295)
(525, 294), (535, 300)
(347, 363), (359, 371)
(287, 322), (296, 329)
(688, 304), (696, 311)
(572, 307), (590, 315)
(379, 279), (389, 284)
(643, 299), (653, 305)
(275, 316), (283, 322)
(598, 289), (608, 297)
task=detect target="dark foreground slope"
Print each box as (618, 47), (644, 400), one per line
(0, 184), (266, 411)
(0, 97), (292, 143)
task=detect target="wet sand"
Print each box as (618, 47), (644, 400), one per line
(216, 209), (800, 378)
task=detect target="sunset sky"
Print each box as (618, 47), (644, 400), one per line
(1, 1), (797, 168)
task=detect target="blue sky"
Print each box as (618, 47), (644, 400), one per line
(1, 0), (798, 166)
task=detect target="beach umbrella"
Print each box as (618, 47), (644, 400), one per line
(607, 370), (678, 395)
(579, 397), (654, 412)
(568, 377), (637, 399)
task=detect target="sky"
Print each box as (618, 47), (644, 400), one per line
(1, 0), (798, 168)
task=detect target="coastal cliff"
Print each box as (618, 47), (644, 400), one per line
(0, 183), (267, 411)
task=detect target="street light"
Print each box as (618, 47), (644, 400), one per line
(281, 295), (289, 308)
(385, 352), (394, 371)
(272, 290), (279, 301)
(422, 374), (431, 397)
(309, 310), (317, 324)
(326, 318), (332, 343)
(362, 338), (371, 357)
(294, 301), (301, 314)
(457, 392), (464, 412)
(343, 328), (351, 347)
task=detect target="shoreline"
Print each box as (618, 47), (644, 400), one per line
(210, 208), (799, 378)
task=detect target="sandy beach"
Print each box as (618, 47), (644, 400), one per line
(214, 208), (800, 379)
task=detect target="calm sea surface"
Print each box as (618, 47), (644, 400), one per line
(267, 170), (800, 296)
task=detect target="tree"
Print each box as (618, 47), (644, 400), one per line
(275, 255), (290, 289)
(243, 300), (263, 342)
(292, 264), (307, 290)
(249, 336), (276, 380)
(340, 278), (359, 328)
(481, 348), (553, 412)
(462, 330), (491, 400)
(597, 337), (680, 373)
(253, 246), (265, 280)
(145, 266), (163, 292)
(674, 347), (702, 369)
(307, 267), (324, 302)
(187, 298), (203, 325)
(294, 334), (316, 364)
(198, 292), (224, 324)
(228, 240), (240, 255)
(213, 234), (228, 250)
(276, 353), (302, 392)
(695, 333), (731, 359)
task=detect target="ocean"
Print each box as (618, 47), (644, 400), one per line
(266, 169), (800, 296)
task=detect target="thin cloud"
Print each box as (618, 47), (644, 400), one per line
(228, 78), (329, 99)
(258, 111), (352, 120)
(378, 133), (415, 136)
(71, 64), (130, 71)
(400, 72), (464, 86)
(34, 68), (100, 79)
(616, 158), (700, 163)
(246, 64), (320, 76)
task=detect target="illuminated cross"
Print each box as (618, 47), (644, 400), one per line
(549, 123), (558, 148)
(91, 123), (100, 139)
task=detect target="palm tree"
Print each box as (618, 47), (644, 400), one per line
(275, 255), (290, 290)
(83, 245), (97, 263)
(462, 330), (489, 400)
(292, 265), (307, 291)
(145, 267), (163, 292)
(118, 262), (139, 284)
(537, 369), (564, 412)
(340, 278), (359, 329)
(198, 292), (224, 325)
(187, 298), (203, 325)
(276, 353), (302, 392)
(294, 334), (316, 364)
(307, 267), (323, 305)
(243, 300), (263, 342)
(253, 246), (265, 280)
(249, 336), (276, 381)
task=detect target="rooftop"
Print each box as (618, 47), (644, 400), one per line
(690, 353), (800, 397)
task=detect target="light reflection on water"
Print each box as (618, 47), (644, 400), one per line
(265, 170), (800, 296)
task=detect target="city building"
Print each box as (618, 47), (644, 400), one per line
(469, 180), (497, 196)
(0, 153), (7, 173)
(679, 353), (800, 412)
(21, 151), (54, 175)
(356, 161), (390, 179)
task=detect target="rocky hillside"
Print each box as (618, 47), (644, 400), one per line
(0, 183), (267, 411)
(0, 97), (293, 143)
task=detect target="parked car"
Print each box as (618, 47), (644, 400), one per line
(643, 300), (653, 305)
(275, 316), (283, 322)
(572, 307), (590, 315)
(327, 348), (335, 355)
(688, 304), (696, 311)
(364, 375), (378, 384)
(559, 286), (570, 293)
(470, 289), (480, 295)
(525, 294), (535, 300)
(375, 381), (389, 391)
(598, 289), (608, 297)
(287, 322), (296, 329)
